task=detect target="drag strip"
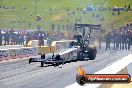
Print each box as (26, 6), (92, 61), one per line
(0, 50), (115, 80)
(0, 50), (131, 88)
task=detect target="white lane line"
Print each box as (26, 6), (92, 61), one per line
(65, 53), (132, 88)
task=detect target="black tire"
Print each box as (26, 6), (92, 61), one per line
(41, 62), (44, 67)
(89, 48), (97, 60)
(29, 59), (31, 64)
(57, 62), (59, 66)
(54, 63), (59, 67)
(76, 75), (86, 85)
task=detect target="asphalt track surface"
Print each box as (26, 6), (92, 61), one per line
(0, 49), (131, 88)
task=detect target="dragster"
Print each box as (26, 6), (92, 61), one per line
(29, 23), (101, 67)
(29, 45), (96, 67)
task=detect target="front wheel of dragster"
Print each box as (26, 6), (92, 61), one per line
(54, 62), (60, 67)
(76, 75), (87, 85)
(41, 62), (44, 67)
(88, 47), (97, 60)
(29, 58), (32, 64)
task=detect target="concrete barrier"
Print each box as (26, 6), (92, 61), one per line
(21, 47), (38, 57)
(0, 46), (38, 61)
(0, 49), (9, 60)
(0, 45), (24, 49)
(8, 48), (20, 59)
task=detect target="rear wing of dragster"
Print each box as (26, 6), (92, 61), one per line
(75, 23), (101, 37)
